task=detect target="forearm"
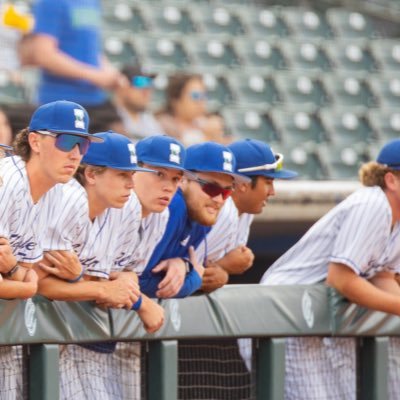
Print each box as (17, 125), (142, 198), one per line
(38, 276), (106, 302)
(326, 263), (400, 316)
(176, 269), (202, 298)
(0, 280), (36, 299)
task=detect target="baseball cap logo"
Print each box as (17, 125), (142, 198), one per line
(74, 109), (85, 130)
(128, 143), (137, 164)
(169, 143), (181, 164)
(222, 151), (233, 172)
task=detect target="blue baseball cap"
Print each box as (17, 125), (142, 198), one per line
(29, 100), (102, 142)
(228, 139), (298, 180)
(82, 131), (155, 172)
(136, 135), (187, 171)
(185, 142), (250, 183)
(377, 139), (400, 169)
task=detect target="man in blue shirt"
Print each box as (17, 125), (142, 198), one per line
(140, 142), (250, 298)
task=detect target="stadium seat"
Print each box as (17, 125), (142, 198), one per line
(318, 142), (370, 180)
(227, 72), (281, 109)
(201, 72), (234, 109)
(102, 3), (148, 33)
(222, 107), (281, 143)
(184, 36), (241, 70)
(370, 39), (400, 72)
(274, 73), (330, 109)
(103, 35), (137, 67)
(141, 4), (198, 35)
(325, 40), (378, 73)
(368, 109), (400, 141)
(131, 35), (191, 70)
(369, 75), (400, 109)
(0, 71), (28, 104)
(278, 143), (327, 180)
(270, 109), (328, 145)
(238, 7), (289, 37)
(319, 108), (376, 146)
(280, 40), (333, 72)
(281, 7), (333, 39)
(326, 9), (378, 39)
(192, 5), (247, 36)
(233, 38), (288, 71)
(322, 74), (377, 109)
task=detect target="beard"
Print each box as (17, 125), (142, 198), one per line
(186, 196), (221, 226)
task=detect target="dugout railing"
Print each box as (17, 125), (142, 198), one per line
(0, 284), (396, 400)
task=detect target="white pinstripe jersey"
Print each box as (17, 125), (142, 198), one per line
(261, 186), (400, 285)
(195, 197), (254, 264)
(0, 156), (59, 263)
(113, 205), (169, 276)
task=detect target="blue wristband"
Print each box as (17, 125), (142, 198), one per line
(131, 295), (143, 311)
(67, 270), (84, 283)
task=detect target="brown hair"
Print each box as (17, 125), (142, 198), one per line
(75, 164), (107, 186)
(12, 128), (31, 161)
(359, 161), (400, 189)
(163, 72), (203, 115)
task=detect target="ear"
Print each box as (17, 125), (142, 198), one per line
(84, 166), (97, 185)
(384, 171), (398, 191)
(237, 182), (250, 193)
(28, 132), (41, 154)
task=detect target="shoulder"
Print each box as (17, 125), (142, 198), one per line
(0, 156), (28, 197)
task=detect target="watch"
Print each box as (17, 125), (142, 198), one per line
(4, 263), (20, 278)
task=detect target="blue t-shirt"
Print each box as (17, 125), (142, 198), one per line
(33, 0), (107, 105)
(140, 189), (211, 298)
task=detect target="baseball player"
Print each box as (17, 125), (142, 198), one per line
(140, 141), (250, 299)
(109, 135), (190, 400)
(0, 101), (97, 400)
(196, 139), (298, 292)
(36, 131), (164, 400)
(252, 139), (400, 400)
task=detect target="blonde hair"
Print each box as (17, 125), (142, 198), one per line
(359, 161), (400, 189)
(74, 164), (107, 186)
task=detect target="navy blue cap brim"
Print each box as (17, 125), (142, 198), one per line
(85, 163), (155, 172)
(139, 160), (187, 172)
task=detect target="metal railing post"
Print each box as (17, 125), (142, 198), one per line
(28, 344), (59, 400)
(256, 338), (285, 400)
(148, 340), (178, 400)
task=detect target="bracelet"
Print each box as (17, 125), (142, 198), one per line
(131, 295), (143, 311)
(4, 263), (20, 278)
(67, 270), (84, 283)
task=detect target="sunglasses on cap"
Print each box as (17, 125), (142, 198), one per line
(132, 75), (153, 89)
(190, 91), (207, 101)
(0, 146), (13, 159)
(238, 153), (284, 173)
(192, 177), (233, 200)
(35, 131), (90, 155)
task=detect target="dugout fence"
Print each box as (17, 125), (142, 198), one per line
(0, 284), (395, 400)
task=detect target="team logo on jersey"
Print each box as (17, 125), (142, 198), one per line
(302, 290), (314, 329)
(74, 109), (85, 130)
(169, 299), (181, 332)
(128, 143), (137, 164)
(180, 235), (190, 247)
(24, 298), (37, 337)
(169, 143), (181, 164)
(222, 151), (233, 172)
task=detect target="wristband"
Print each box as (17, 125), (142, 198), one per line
(131, 295), (143, 311)
(4, 263), (20, 278)
(67, 270), (84, 283)
(182, 258), (194, 274)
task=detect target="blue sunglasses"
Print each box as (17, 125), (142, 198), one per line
(36, 131), (91, 155)
(132, 75), (153, 89)
(190, 91), (207, 101)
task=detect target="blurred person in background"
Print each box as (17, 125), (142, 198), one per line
(19, 0), (126, 132)
(156, 72), (207, 146)
(0, 108), (12, 146)
(112, 64), (164, 141)
(201, 111), (232, 145)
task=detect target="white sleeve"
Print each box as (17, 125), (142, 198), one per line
(330, 195), (391, 275)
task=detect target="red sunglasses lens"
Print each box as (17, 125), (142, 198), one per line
(201, 183), (232, 200)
